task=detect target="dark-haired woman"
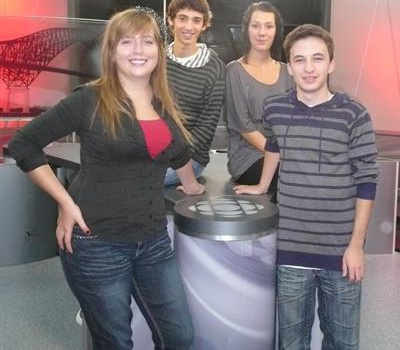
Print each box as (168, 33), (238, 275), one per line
(225, 2), (292, 200)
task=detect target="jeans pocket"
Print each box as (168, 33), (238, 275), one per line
(140, 230), (174, 263)
(72, 225), (98, 240)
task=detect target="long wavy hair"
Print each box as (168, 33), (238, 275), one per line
(241, 2), (284, 63)
(89, 8), (190, 141)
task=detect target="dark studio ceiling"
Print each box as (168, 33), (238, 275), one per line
(72, 0), (330, 63)
(75, 0), (330, 28)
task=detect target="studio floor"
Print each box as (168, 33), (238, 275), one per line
(1, 252), (399, 350)
(1, 132), (399, 350)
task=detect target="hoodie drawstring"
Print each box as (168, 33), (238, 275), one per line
(318, 117), (323, 172)
(282, 114), (294, 161)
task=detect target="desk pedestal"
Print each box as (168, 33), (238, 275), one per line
(175, 231), (276, 350)
(173, 195), (278, 350)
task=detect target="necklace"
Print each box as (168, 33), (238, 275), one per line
(245, 58), (275, 68)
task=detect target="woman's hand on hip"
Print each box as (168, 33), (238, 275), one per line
(56, 201), (90, 254)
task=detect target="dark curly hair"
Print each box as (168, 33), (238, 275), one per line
(167, 0), (213, 28)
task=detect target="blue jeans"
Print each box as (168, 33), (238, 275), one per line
(60, 227), (194, 350)
(277, 266), (361, 350)
(164, 159), (205, 186)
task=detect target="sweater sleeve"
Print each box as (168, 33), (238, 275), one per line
(263, 99), (280, 153)
(170, 148), (192, 170)
(225, 63), (257, 133)
(348, 107), (379, 199)
(8, 87), (90, 172)
(169, 141), (192, 170)
(189, 57), (226, 155)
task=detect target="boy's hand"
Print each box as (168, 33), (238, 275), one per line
(342, 245), (365, 282)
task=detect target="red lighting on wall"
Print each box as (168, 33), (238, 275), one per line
(0, 0), (68, 159)
(0, 0), (68, 113)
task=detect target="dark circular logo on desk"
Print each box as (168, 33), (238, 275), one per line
(188, 198), (264, 218)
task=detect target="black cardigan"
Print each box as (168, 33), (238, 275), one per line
(8, 86), (191, 241)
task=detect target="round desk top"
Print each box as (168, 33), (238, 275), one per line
(173, 194), (278, 241)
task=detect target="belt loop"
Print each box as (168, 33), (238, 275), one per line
(136, 241), (145, 256)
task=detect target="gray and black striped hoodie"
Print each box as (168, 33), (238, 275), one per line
(167, 44), (226, 166)
(263, 90), (379, 271)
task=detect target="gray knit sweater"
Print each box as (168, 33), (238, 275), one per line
(264, 90), (379, 271)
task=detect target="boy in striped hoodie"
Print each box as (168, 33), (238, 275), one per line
(235, 24), (379, 350)
(165, 0), (226, 185)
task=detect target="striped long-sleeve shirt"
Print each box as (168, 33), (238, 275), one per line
(167, 49), (226, 166)
(263, 90), (379, 271)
